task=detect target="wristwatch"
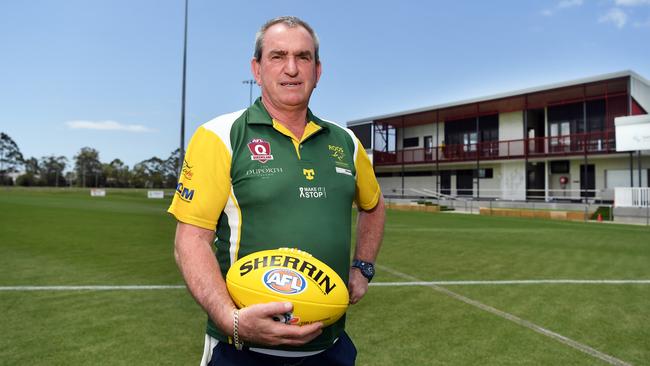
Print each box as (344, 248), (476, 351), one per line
(351, 259), (375, 282)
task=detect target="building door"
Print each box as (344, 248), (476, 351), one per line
(424, 135), (433, 161)
(456, 170), (474, 197)
(526, 162), (545, 199)
(526, 109), (545, 154)
(580, 164), (595, 198)
(440, 171), (451, 195)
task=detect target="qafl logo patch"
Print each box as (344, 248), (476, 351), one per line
(248, 138), (274, 164)
(181, 160), (194, 180)
(263, 269), (307, 295)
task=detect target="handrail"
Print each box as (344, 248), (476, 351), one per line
(385, 188), (477, 203)
(373, 130), (617, 166)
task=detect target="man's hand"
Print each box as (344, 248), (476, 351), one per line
(237, 302), (323, 346)
(348, 268), (369, 304)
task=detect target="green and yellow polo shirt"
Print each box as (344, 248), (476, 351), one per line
(168, 98), (381, 352)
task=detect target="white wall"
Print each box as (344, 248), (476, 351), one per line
(378, 177), (403, 195)
(435, 122), (444, 145)
(397, 124), (436, 150)
(477, 165), (500, 198)
(499, 111), (524, 140)
(545, 156), (650, 200)
(632, 76), (650, 113)
(500, 161), (526, 200)
(378, 176), (438, 195)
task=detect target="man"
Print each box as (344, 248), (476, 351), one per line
(168, 16), (385, 366)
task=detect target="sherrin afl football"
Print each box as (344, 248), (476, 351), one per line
(226, 248), (349, 326)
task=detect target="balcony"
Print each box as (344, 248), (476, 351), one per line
(373, 131), (617, 166)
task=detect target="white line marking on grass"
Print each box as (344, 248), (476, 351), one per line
(376, 264), (633, 366)
(3, 280), (648, 291)
(0, 285), (186, 291)
(370, 279), (650, 286)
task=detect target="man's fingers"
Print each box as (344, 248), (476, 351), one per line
(247, 301), (293, 318)
(277, 322), (323, 345)
(348, 268), (368, 305)
(237, 303), (323, 346)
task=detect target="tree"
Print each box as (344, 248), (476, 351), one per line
(65, 171), (76, 187)
(16, 157), (44, 186)
(40, 155), (68, 187)
(132, 157), (166, 188)
(103, 159), (130, 187)
(0, 132), (24, 185)
(164, 148), (181, 188)
(74, 147), (102, 187)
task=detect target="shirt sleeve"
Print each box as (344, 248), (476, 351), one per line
(167, 126), (232, 230)
(353, 137), (381, 210)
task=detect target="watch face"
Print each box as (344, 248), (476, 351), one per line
(366, 265), (375, 277)
(353, 260), (374, 281)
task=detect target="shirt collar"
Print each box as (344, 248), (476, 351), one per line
(246, 97), (327, 130)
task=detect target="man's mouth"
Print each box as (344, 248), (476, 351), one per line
(280, 81), (302, 87)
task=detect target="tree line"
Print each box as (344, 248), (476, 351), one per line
(0, 132), (180, 188)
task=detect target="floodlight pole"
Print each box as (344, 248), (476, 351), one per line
(179, 0), (189, 173)
(243, 79), (255, 106)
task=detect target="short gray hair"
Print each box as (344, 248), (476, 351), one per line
(254, 16), (320, 63)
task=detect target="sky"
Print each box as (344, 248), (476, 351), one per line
(1, 0), (649, 169)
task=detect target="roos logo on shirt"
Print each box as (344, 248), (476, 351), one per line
(248, 138), (274, 163)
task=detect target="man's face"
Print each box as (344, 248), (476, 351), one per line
(252, 23), (321, 112)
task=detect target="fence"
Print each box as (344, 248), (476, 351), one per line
(384, 188), (650, 225)
(615, 187), (650, 208)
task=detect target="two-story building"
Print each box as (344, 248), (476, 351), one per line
(348, 70), (650, 202)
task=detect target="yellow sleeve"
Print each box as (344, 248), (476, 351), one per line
(354, 137), (381, 210)
(167, 126), (231, 230)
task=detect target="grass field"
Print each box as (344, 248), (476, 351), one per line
(1, 188), (649, 365)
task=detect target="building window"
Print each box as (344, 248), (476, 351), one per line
(349, 123), (372, 149)
(463, 132), (477, 152)
(403, 137), (419, 148)
(477, 168), (493, 179)
(550, 160), (570, 174)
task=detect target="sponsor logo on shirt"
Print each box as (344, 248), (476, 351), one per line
(328, 145), (345, 161)
(245, 167), (284, 178)
(175, 182), (195, 202)
(181, 160), (193, 180)
(335, 167), (353, 176)
(248, 138), (274, 163)
(302, 168), (315, 181)
(298, 186), (327, 199)
(329, 144), (350, 169)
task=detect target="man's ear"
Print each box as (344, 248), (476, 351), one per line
(251, 58), (261, 85)
(314, 61), (322, 88)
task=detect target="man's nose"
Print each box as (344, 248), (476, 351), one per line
(284, 56), (298, 76)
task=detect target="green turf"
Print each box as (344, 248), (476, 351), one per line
(1, 188), (649, 365)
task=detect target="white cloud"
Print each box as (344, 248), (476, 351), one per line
(542, 0), (583, 16)
(65, 120), (156, 133)
(558, 0), (584, 8)
(615, 0), (650, 6)
(599, 8), (628, 28)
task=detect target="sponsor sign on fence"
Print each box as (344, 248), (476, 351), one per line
(90, 189), (106, 197)
(147, 190), (165, 199)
